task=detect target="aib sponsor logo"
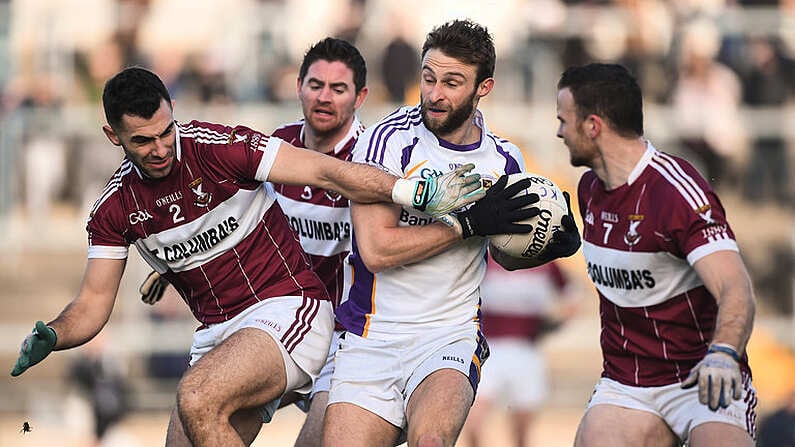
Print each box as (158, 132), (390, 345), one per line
(399, 209), (433, 226)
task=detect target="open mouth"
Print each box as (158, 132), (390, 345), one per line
(148, 157), (172, 170)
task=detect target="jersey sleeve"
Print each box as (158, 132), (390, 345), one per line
(661, 161), (738, 265)
(86, 194), (130, 260)
(185, 121), (283, 183)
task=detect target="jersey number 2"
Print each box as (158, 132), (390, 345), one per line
(169, 204), (185, 224)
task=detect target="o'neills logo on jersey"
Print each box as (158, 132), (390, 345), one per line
(155, 190), (183, 208)
(287, 215), (350, 241)
(587, 262), (656, 290)
(624, 214), (644, 246)
(157, 216), (239, 262)
(188, 177), (212, 207)
(522, 209), (555, 258)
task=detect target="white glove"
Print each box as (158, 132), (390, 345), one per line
(139, 270), (169, 305)
(392, 163), (485, 217)
(681, 344), (742, 411)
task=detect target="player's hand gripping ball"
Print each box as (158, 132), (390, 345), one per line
(488, 173), (569, 261)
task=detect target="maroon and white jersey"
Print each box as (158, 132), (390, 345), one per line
(87, 120), (329, 326)
(578, 142), (750, 387)
(270, 117), (363, 311)
(480, 257), (567, 342)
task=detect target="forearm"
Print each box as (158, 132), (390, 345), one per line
(694, 250), (756, 354)
(365, 223), (461, 272)
(711, 282), (755, 354)
(321, 159), (399, 204)
(49, 297), (113, 350)
(353, 203), (461, 272)
(49, 258), (124, 350)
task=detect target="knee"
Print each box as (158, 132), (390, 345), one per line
(176, 376), (216, 422)
(413, 434), (445, 447)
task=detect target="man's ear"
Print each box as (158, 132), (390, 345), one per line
(585, 115), (602, 139)
(477, 77), (495, 98)
(102, 124), (121, 146)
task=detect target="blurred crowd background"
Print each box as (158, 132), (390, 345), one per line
(0, 0), (794, 445)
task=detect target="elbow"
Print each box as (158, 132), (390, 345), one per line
(358, 250), (396, 273)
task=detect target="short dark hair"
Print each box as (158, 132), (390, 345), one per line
(557, 63), (644, 137)
(421, 19), (495, 86)
(298, 38), (367, 93)
(102, 66), (172, 131)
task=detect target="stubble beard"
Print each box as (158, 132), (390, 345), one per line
(421, 90), (477, 137)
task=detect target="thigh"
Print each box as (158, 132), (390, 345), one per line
(181, 327), (287, 414)
(405, 368), (474, 445)
(574, 404), (678, 447)
(166, 407), (192, 447)
(689, 422), (754, 447)
(324, 401), (401, 447)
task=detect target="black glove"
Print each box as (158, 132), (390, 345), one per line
(536, 191), (581, 262)
(455, 175), (540, 238)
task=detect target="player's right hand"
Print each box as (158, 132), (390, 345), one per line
(681, 344), (743, 411)
(536, 191), (581, 263)
(11, 321), (57, 377)
(140, 270), (169, 305)
(440, 174), (541, 238)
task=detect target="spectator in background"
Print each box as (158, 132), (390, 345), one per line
(757, 390), (795, 447)
(463, 258), (578, 447)
(741, 35), (792, 206)
(68, 334), (130, 447)
(671, 18), (746, 189)
(381, 31), (419, 104)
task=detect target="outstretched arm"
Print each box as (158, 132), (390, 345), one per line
(266, 141), (484, 216)
(11, 258), (125, 376)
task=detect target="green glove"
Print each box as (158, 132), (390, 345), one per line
(392, 163), (485, 218)
(11, 321), (57, 377)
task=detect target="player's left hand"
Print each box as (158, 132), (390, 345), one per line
(412, 163), (485, 217)
(140, 270), (169, 305)
(536, 191), (581, 263)
(681, 344), (743, 411)
(11, 321), (57, 377)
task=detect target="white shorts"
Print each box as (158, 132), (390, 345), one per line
(189, 296), (335, 421)
(328, 323), (489, 429)
(477, 337), (548, 410)
(294, 329), (342, 413)
(586, 375), (758, 442)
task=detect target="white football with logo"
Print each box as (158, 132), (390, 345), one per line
(488, 173), (568, 260)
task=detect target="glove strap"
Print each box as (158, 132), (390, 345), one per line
(707, 343), (740, 362)
(391, 178), (428, 211)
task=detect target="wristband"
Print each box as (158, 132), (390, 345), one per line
(707, 344), (740, 362)
(391, 178), (417, 208)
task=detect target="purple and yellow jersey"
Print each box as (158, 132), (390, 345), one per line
(336, 105), (525, 339)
